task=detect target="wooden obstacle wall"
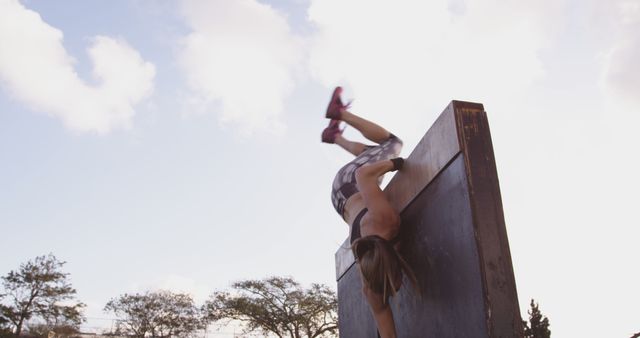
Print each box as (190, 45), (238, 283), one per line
(335, 101), (523, 337)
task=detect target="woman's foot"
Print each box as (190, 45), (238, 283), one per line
(321, 119), (344, 143)
(326, 86), (349, 120)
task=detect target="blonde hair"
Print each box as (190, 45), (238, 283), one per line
(352, 235), (419, 303)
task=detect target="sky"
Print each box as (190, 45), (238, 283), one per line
(0, 0), (639, 337)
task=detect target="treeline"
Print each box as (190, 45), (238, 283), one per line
(0, 254), (337, 338)
(4, 254), (615, 338)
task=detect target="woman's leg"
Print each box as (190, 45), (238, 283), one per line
(341, 110), (391, 144)
(335, 134), (368, 156)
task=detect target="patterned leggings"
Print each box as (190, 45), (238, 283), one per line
(331, 134), (403, 216)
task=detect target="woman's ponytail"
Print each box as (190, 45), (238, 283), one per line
(352, 235), (419, 303)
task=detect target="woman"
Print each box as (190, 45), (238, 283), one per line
(322, 87), (417, 338)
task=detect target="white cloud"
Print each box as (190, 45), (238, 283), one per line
(307, 0), (559, 136)
(178, 0), (303, 135)
(0, 0), (155, 133)
(600, 0), (640, 112)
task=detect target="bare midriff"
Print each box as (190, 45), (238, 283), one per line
(342, 192), (366, 226)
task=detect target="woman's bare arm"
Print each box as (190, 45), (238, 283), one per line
(363, 284), (397, 338)
(355, 159), (400, 229)
(356, 159), (401, 338)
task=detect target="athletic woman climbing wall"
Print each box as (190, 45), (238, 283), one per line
(322, 87), (418, 338)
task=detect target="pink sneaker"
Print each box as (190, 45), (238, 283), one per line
(321, 119), (344, 144)
(325, 87), (350, 119)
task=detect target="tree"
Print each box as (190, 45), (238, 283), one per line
(522, 299), (551, 338)
(26, 300), (85, 338)
(0, 295), (12, 338)
(104, 291), (204, 338)
(0, 254), (85, 337)
(203, 276), (338, 338)
(25, 322), (79, 338)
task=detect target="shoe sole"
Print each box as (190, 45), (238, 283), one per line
(325, 87), (343, 119)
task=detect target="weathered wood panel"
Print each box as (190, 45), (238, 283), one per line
(456, 105), (522, 337)
(391, 154), (487, 337)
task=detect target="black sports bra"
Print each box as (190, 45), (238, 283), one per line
(350, 208), (368, 244)
(350, 208), (401, 245)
